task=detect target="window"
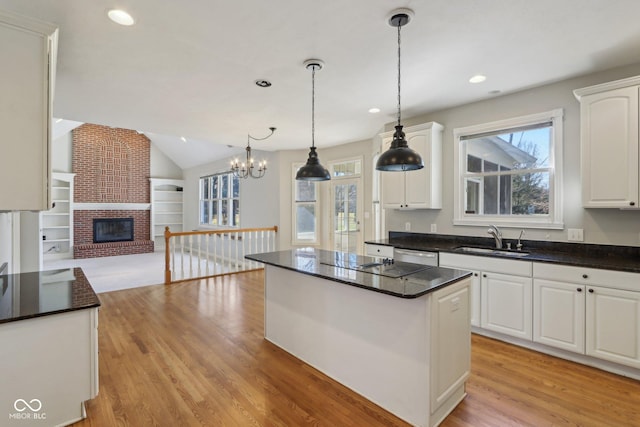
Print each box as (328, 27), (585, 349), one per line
(199, 172), (239, 227)
(453, 109), (563, 229)
(292, 165), (319, 244)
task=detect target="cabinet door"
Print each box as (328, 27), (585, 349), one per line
(469, 271), (481, 327)
(481, 272), (532, 339)
(404, 133), (429, 209)
(586, 286), (640, 369)
(0, 13), (56, 210)
(430, 277), (471, 414)
(533, 279), (585, 353)
(380, 138), (406, 208)
(580, 86), (639, 208)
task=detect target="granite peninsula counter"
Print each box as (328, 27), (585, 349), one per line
(246, 248), (472, 427)
(0, 268), (100, 426)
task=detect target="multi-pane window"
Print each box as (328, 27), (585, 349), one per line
(293, 165), (318, 244)
(199, 173), (239, 227)
(454, 109), (563, 228)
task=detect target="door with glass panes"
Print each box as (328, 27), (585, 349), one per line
(331, 178), (361, 253)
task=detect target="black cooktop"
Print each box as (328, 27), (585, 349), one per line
(319, 252), (431, 278)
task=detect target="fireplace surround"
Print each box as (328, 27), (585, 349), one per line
(93, 218), (134, 243)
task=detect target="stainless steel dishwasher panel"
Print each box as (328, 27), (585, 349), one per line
(393, 248), (439, 266)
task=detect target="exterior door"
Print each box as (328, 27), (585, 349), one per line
(331, 178), (362, 253)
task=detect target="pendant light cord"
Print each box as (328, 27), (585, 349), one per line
(311, 65), (316, 148)
(397, 21), (402, 127)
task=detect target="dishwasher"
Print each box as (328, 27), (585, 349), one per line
(393, 248), (439, 266)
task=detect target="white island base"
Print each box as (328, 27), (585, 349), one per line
(264, 265), (471, 427)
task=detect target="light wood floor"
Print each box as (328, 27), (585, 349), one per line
(73, 271), (640, 426)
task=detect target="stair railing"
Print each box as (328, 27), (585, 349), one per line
(164, 225), (277, 284)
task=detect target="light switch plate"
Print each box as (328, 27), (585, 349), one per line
(430, 224), (437, 233)
(568, 228), (584, 242)
(405, 222), (411, 231)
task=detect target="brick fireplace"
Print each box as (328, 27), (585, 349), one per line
(72, 124), (154, 259)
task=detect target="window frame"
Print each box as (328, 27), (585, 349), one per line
(199, 172), (240, 228)
(292, 163), (320, 246)
(453, 109), (564, 229)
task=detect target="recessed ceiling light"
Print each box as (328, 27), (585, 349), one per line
(180, 136), (187, 143)
(55, 118), (63, 123)
(368, 107), (381, 114)
(255, 80), (272, 88)
(469, 74), (487, 84)
(108, 9), (135, 26)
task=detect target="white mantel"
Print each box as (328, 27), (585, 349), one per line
(74, 203), (151, 210)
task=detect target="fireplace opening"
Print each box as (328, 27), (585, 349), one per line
(93, 218), (134, 243)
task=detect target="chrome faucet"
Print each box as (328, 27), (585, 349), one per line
(516, 230), (525, 251)
(488, 225), (503, 249)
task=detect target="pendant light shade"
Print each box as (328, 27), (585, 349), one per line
(296, 59), (331, 181)
(376, 9), (424, 172)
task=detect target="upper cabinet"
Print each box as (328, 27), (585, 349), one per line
(574, 77), (640, 208)
(0, 11), (58, 211)
(379, 122), (443, 209)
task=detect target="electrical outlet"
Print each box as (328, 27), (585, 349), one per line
(405, 222), (411, 231)
(568, 228), (584, 242)
(430, 224), (437, 233)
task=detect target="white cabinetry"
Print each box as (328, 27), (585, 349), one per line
(41, 173), (74, 260)
(574, 77), (640, 208)
(586, 286), (640, 369)
(0, 11), (58, 211)
(533, 278), (585, 353)
(0, 308), (98, 426)
(150, 178), (184, 250)
(439, 253), (532, 337)
(380, 122), (443, 209)
(482, 272), (532, 340)
(533, 262), (640, 369)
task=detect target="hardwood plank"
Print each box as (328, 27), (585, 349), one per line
(73, 271), (640, 427)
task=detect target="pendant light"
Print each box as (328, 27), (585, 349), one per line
(296, 59), (331, 181)
(376, 8), (424, 172)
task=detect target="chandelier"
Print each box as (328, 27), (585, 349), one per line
(230, 127), (276, 179)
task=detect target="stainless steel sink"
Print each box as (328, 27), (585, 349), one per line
(455, 246), (530, 258)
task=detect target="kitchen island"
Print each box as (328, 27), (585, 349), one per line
(246, 248), (472, 427)
(0, 268), (100, 426)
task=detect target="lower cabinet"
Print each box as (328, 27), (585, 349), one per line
(533, 279), (585, 353)
(533, 262), (640, 370)
(586, 286), (640, 369)
(482, 272), (532, 340)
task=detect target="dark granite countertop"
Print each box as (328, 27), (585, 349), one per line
(367, 232), (640, 274)
(0, 268), (101, 324)
(245, 248), (471, 299)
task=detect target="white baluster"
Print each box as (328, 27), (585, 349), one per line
(213, 232), (218, 275)
(180, 235), (185, 280)
(205, 233), (210, 277)
(234, 231), (239, 271)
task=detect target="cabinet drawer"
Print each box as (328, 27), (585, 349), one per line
(439, 253), (531, 277)
(533, 262), (640, 292)
(364, 244), (394, 258)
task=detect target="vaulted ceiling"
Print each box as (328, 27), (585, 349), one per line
(3, 0), (640, 168)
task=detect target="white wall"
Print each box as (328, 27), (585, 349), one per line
(182, 149), (280, 234)
(381, 62), (640, 247)
(150, 143), (183, 179)
(52, 132), (72, 172)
